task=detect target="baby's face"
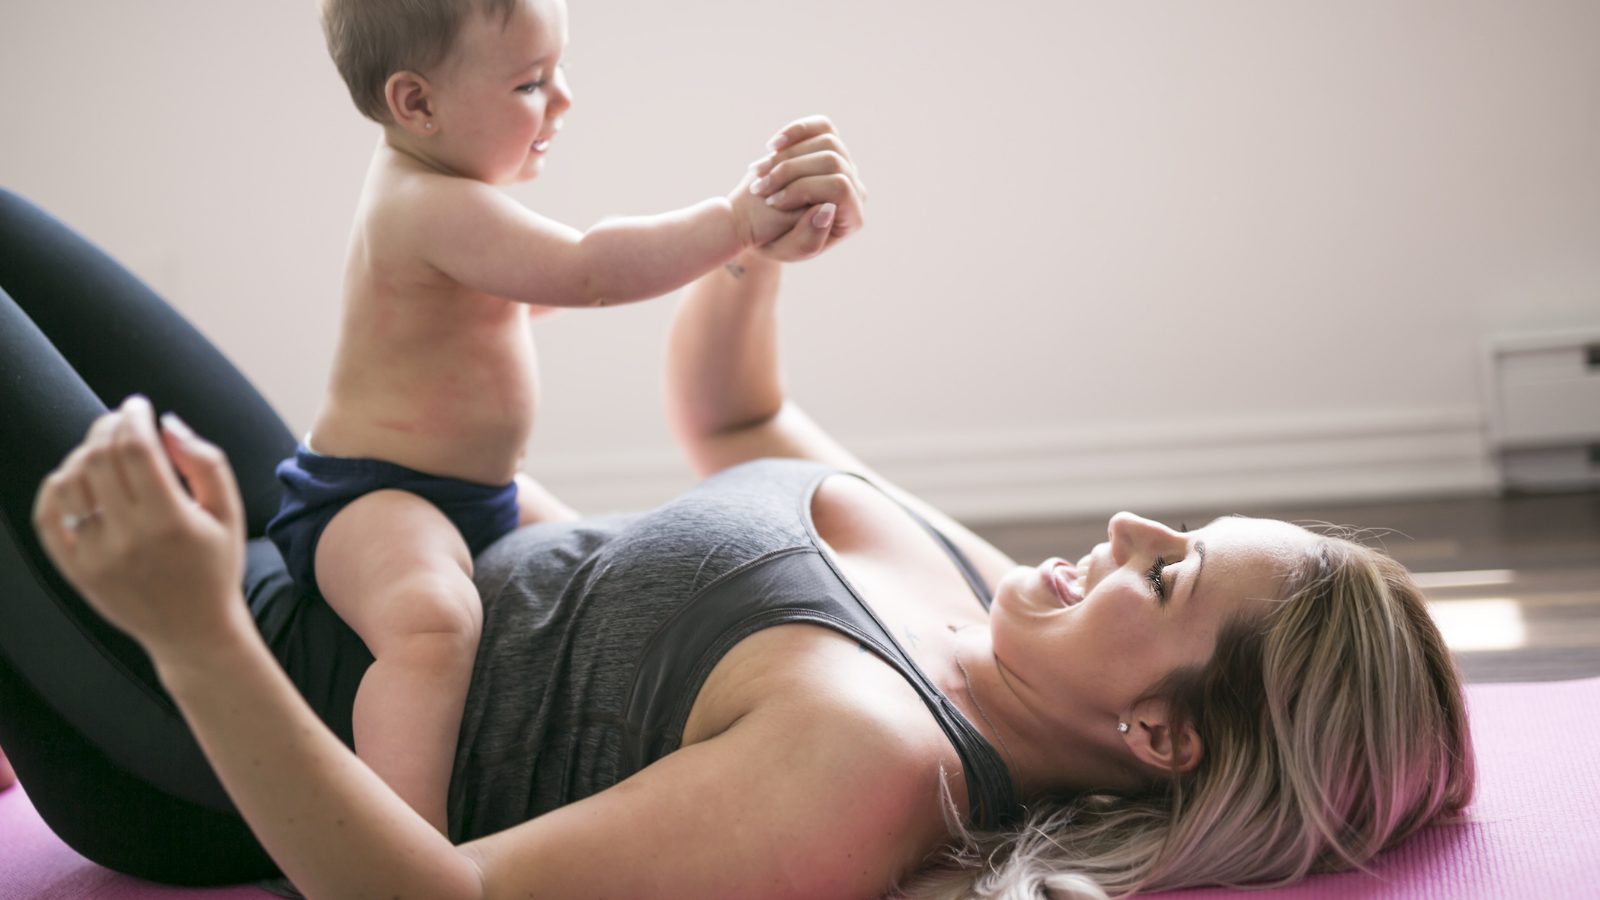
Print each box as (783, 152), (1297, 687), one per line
(427, 0), (571, 184)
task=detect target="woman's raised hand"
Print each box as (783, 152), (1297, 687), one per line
(744, 115), (867, 262)
(32, 395), (251, 660)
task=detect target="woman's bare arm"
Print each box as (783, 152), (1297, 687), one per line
(33, 398), (945, 900)
(34, 398), (482, 900)
(664, 255), (1017, 584)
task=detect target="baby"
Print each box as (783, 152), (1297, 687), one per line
(267, 0), (822, 833)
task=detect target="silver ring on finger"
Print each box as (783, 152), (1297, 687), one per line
(63, 508), (103, 531)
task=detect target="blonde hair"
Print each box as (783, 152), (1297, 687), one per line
(898, 535), (1475, 900)
(319, 0), (523, 122)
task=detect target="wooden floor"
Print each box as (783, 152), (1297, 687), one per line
(971, 489), (1600, 683)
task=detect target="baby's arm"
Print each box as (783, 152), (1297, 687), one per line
(415, 164), (801, 309)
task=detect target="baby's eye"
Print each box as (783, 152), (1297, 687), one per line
(517, 79), (547, 94)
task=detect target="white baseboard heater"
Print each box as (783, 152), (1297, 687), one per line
(1483, 326), (1600, 490)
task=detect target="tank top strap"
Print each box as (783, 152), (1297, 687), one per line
(615, 458), (1020, 829)
(796, 468), (1018, 830)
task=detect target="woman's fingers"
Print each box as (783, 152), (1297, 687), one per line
(765, 115), (839, 153)
(112, 396), (187, 514)
(762, 174), (863, 237)
(751, 134), (866, 199)
(755, 204), (837, 263)
(31, 402), (250, 652)
(45, 440), (100, 518)
(744, 116), (865, 260)
(756, 151), (850, 200)
(160, 412), (244, 533)
(755, 133), (856, 178)
(79, 410), (134, 519)
(34, 467), (93, 557)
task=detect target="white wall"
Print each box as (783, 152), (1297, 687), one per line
(3, 1), (1597, 521)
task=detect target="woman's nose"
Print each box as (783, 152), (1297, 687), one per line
(1108, 512), (1171, 565)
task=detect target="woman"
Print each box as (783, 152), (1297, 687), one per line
(0, 126), (1472, 897)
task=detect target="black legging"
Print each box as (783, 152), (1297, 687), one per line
(0, 188), (374, 884)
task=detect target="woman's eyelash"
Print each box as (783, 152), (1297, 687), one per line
(1146, 556), (1167, 600)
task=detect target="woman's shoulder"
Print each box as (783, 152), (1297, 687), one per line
(711, 632), (970, 873)
(473, 646), (964, 900)
(691, 620), (972, 809)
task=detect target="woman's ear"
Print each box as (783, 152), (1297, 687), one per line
(1122, 700), (1204, 774)
(385, 71), (436, 136)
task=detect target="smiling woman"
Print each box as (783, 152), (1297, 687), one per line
(903, 525), (1474, 898)
(0, 177), (1472, 900)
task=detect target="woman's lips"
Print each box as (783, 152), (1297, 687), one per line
(1040, 558), (1083, 607)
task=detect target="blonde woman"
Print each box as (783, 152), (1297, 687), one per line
(2, 158), (1471, 898)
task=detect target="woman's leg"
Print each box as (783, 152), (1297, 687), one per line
(0, 188), (297, 538)
(0, 283), (278, 882)
(0, 655), (275, 883)
(0, 190), (293, 882)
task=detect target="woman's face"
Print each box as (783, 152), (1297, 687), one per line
(989, 513), (1313, 726)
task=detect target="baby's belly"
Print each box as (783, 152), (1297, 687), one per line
(312, 370), (537, 486)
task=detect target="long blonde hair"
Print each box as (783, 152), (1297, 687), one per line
(898, 535), (1475, 900)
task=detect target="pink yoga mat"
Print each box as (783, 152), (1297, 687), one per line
(3, 676), (1598, 899)
(1144, 675), (1600, 899)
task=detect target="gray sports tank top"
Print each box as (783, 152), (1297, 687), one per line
(448, 458), (1020, 842)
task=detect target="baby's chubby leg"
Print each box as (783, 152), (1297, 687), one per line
(314, 490), (482, 835)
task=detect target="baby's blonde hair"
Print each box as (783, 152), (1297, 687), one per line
(320, 0), (523, 122)
(897, 534), (1475, 899)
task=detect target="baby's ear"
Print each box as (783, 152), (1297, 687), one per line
(385, 71), (436, 137)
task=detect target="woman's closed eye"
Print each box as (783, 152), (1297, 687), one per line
(1146, 556), (1168, 602)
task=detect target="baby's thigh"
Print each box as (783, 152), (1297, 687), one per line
(313, 490), (481, 651)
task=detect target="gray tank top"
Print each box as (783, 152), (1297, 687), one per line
(448, 458), (1020, 842)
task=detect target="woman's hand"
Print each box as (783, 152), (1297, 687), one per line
(743, 115), (867, 263)
(32, 395), (251, 659)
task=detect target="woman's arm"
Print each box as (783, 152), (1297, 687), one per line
(33, 398), (944, 900)
(663, 185), (1017, 582)
(34, 398), (482, 900)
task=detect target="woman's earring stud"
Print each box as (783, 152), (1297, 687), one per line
(1117, 722), (1130, 734)
(425, 122), (433, 129)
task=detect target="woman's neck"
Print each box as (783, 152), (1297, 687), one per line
(951, 627), (1153, 800)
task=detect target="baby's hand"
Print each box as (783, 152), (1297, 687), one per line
(740, 117), (868, 261)
(729, 167), (804, 249)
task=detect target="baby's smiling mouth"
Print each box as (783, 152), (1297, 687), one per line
(532, 138), (551, 152)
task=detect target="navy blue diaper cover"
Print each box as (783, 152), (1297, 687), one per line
(265, 447), (520, 599)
